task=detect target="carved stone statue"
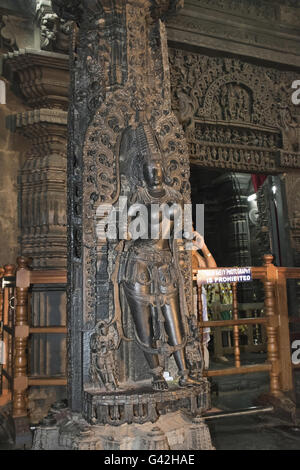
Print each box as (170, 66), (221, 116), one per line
(90, 321), (119, 391)
(118, 120), (203, 391)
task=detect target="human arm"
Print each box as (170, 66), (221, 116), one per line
(192, 231), (217, 268)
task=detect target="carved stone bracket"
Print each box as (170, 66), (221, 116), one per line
(4, 49), (69, 109)
(51, 0), (198, 414)
(36, 0), (72, 53)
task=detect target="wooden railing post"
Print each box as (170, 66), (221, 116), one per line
(197, 281), (204, 359)
(4, 264), (15, 392)
(263, 254), (281, 397)
(13, 257), (31, 418)
(232, 282), (241, 368)
(0, 265), (4, 397)
(275, 271), (293, 393)
(1, 264), (15, 402)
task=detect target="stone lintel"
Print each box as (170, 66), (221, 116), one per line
(167, 1), (300, 69)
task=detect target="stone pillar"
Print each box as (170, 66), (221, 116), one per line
(4, 49), (69, 269)
(213, 173), (252, 268)
(3, 9), (71, 423)
(31, 0), (214, 449)
(213, 173), (254, 303)
(52, 0), (196, 413)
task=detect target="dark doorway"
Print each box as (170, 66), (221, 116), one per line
(190, 166), (293, 303)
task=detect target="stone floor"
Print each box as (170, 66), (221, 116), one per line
(207, 352), (300, 450)
(209, 412), (300, 450)
(1, 352), (300, 450)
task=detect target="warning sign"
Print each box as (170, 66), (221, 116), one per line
(197, 267), (253, 285)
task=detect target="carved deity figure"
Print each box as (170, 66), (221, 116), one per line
(118, 121), (203, 391)
(90, 321), (119, 391)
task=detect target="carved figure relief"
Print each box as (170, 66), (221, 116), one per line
(169, 49), (300, 174)
(90, 321), (119, 391)
(215, 83), (252, 122)
(50, 0), (204, 415)
(117, 120), (203, 391)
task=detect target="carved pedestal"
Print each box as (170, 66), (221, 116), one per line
(32, 389), (214, 450)
(83, 381), (210, 426)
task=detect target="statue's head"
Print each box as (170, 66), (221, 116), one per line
(142, 159), (163, 191)
(119, 119), (171, 190)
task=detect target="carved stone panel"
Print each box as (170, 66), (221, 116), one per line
(169, 48), (300, 173)
(52, 0), (204, 416)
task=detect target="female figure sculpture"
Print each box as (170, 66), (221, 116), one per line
(119, 122), (203, 391)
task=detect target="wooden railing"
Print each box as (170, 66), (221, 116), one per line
(0, 257), (67, 418)
(193, 254), (300, 398)
(194, 285), (266, 358)
(1, 254), (300, 420)
(208, 302), (266, 357)
(0, 264), (15, 407)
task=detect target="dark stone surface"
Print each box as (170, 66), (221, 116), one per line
(0, 0), (35, 17)
(84, 380), (211, 426)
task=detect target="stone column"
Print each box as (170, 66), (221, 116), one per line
(32, 0), (213, 450)
(3, 7), (71, 423)
(52, 0), (195, 412)
(4, 50), (69, 269)
(213, 173), (252, 267)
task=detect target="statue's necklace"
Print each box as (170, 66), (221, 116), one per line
(141, 186), (172, 204)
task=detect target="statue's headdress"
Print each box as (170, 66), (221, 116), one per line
(119, 120), (171, 188)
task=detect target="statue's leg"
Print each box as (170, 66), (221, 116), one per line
(124, 289), (168, 391)
(162, 295), (203, 387)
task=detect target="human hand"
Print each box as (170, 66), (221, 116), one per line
(192, 231), (205, 250)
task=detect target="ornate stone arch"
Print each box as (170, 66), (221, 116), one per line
(199, 72), (275, 126)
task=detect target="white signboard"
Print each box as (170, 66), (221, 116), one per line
(197, 267), (253, 285)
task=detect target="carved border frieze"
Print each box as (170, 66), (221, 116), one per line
(83, 380), (210, 426)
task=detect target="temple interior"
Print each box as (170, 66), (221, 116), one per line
(1, 0), (300, 452)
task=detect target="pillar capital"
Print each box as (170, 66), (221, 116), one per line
(4, 49), (69, 110)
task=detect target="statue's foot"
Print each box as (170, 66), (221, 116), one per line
(178, 375), (202, 388)
(106, 383), (117, 392)
(152, 374), (169, 391)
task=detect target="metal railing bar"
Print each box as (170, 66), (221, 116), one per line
(198, 318), (267, 328)
(204, 363), (271, 377)
(203, 405), (274, 420)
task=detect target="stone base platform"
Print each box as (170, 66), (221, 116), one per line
(32, 409), (215, 450)
(83, 379), (211, 426)
(32, 380), (214, 450)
